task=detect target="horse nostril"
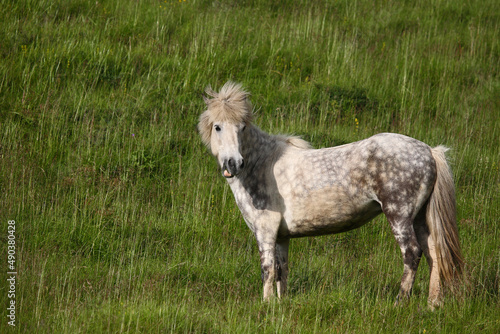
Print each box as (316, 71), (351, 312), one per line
(240, 160), (244, 169)
(225, 158), (243, 174)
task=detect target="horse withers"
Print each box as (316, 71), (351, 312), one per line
(198, 81), (463, 308)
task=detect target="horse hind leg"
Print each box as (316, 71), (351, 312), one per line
(386, 213), (423, 303)
(413, 206), (442, 309)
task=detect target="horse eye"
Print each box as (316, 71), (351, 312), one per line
(241, 124), (246, 131)
(214, 125), (221, 132)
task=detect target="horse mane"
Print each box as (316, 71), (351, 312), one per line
(198, 81), (253, 148)
(276, 135), (312, 149)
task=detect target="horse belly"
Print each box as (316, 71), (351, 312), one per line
(279, 189), (382, 238)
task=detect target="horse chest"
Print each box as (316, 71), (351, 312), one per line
(227, 177), (281, 232)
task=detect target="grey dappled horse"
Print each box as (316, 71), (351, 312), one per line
(198, 81), (463, 308)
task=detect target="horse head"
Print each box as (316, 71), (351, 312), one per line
(198, 81), (253, 178)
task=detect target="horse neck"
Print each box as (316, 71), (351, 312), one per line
(241, 125), (282, 172)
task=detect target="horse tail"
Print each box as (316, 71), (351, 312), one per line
(427, 146), (464, 287)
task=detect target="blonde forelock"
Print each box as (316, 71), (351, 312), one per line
(198, 81), (253, 148)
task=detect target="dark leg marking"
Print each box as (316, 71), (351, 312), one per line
(387, 216), (423, 301)
(275, 239), (289, 298)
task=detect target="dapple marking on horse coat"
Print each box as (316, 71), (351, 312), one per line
(198, 81), (463, 308)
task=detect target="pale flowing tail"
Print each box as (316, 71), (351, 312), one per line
(427, 146), (464, 287)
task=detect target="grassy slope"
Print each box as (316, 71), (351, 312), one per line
(0, 0), (499, 332)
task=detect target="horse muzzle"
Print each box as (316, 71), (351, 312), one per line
(222, 157), (244, 178)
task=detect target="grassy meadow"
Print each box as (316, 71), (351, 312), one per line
(1, 0), (499, 332)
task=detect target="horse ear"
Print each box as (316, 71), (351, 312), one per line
(203, 95), (210, 105)
(204, 85), (217, 104)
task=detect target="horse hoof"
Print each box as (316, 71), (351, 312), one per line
(428, 298), (442, 311)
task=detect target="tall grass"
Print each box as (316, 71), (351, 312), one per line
(1, 0), (499, 332)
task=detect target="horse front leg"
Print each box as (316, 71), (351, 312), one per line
(258, 244), (276, 300)
(275, 239), (289, 298)
(255, 230), (278, 300)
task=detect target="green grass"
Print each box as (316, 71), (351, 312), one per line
(1, 0), (499, 332)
